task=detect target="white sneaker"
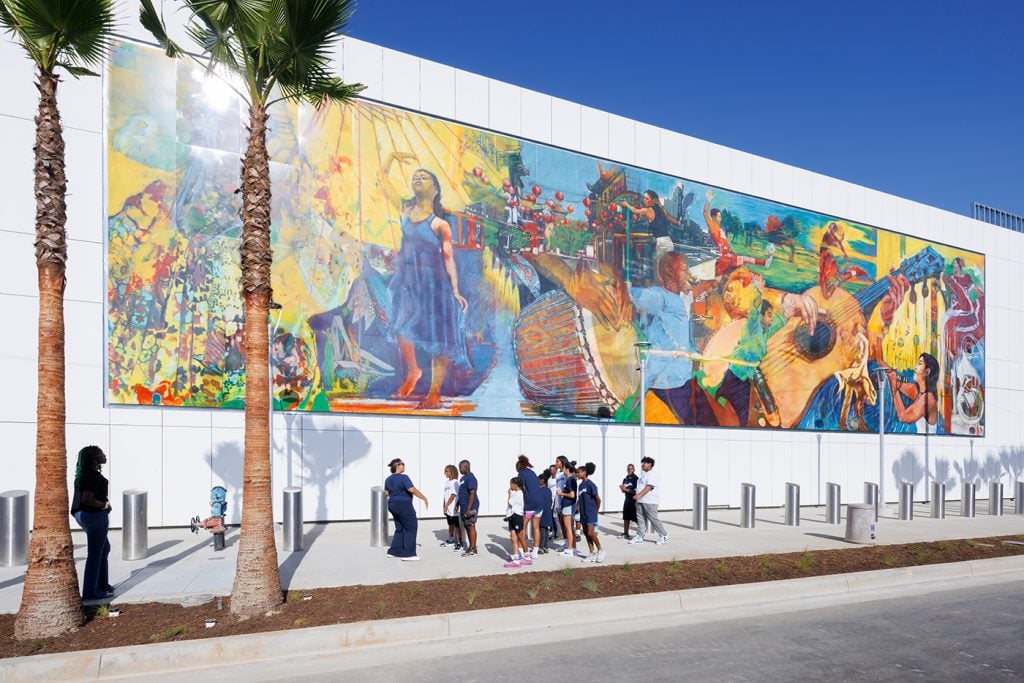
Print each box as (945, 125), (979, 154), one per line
(401, 555), (421, 562)
(557, 548), (574, 557)
(531, 547), (539, 560)
(628, 535), (646, 545)
(581, 554), (597, 563)
(597, 549), (607, 563)
(656, 534), (669, 545)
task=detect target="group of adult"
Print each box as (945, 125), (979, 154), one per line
(382, 453), (670, 564)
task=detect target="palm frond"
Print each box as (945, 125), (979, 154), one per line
(139, 0), (183, 58)
(1, 0), (115, 73)
(56, 62), (98, 79)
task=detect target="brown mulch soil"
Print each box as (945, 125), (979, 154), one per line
(3, 535), (1023, 659)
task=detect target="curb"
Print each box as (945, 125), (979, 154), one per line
(5, 555), (1024, 682)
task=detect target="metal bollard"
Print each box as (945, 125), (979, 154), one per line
(0, 490), (29, 567)
(962, 482), (976, 518)
(864, 482), (879, 522)
(989, 482), (1003, 516)
(370, 486), (388, 547)
(740, 483), (756, 528)
(1017, 481), (1024, 515)
(826, 482), (841, 525)
(692, 483), (708, 531)
(845, 503), (876, 544)
(282, 487), (303, 552)
(930, 482), (945, 519)
(898, 481), (914, 521)
(784, 482), (800, 526)
(122, 489), (148, 561)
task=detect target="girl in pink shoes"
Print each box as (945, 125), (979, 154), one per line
(504, 477), (532, 568)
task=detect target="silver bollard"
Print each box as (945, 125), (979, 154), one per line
(0, 490), (29, 567)
(845, 503), (876, 544)
(898, 481), (914, 521)
(826, 482), (841, 525)
(930, 482), (945, 519)
(692, 483), (708, 531)
(740, 483), (756, 528)
(282, 487), (303, 552)
(121, 489), (148, 561)
(864, 482), (879, 522)
(370, 486), (388, 547)
(784, 482), (800, 526)
(989, 482), (1003, 516)
(962, 482), (976, 518)
(1016, 481), (1024, 515)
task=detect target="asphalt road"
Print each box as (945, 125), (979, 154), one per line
(279, 579), (1024, 682)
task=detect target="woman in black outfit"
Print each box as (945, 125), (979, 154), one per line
(71, 445), (113, 601)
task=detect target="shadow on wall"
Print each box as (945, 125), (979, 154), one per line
(203, 419), (374, 525)
(932, 458), (957, 491)
(297, 423), (372, 523)
(999, 446), (1023, 483)
(953, 447), (1021, 488)
(206, 440), (243, 525)
(892, 449), (924, 488)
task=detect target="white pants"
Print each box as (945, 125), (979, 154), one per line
(635, 502), (667, 537)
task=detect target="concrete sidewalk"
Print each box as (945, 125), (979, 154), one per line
(1, 499), (1021, 613)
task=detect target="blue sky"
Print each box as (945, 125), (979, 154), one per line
(348, 0), (1023, 219)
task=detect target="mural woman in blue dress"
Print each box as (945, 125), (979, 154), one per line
(381, 153), (469, 409)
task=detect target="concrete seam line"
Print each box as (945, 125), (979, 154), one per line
(4, 556), (1024, 682)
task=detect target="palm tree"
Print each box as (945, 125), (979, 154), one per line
(1, 0), (114, 639)
(140, 0), (363, 617)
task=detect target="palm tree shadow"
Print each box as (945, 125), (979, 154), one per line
(892, 448), (924, 488)
(276, 420), (372, 583)
(206, 440), (244, 527)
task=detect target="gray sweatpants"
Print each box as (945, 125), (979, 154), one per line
(635, 502), (667, 537)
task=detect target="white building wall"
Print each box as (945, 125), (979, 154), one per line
(1, 7), (1022, 526)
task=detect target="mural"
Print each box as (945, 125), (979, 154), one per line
(106, 41), (986, 436)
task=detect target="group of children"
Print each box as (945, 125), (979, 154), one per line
(439, 454), (609, 569)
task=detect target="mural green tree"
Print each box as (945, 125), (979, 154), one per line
(140, 0), (364, 617)
(1, 0), (115, 639)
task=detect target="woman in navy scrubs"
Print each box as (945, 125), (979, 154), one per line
(385, 458), (429, 561)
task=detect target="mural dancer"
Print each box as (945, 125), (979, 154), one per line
(834, 321), (876, 431)
(621, 189), (683, 258)
(885, 353), (939, 433)
(379, 154), (469, 409)
(704, 190), (771, 278)
(818, 222), (866, 300)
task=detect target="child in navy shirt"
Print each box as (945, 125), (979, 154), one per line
(576, 462), (605, 563)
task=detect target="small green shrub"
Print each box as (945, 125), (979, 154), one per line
(152, 625), (188, 642)
(795, 550), (815, 573)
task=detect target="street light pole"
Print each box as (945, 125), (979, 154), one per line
(875, 366), (887, 505)
(924, 366), (931, 503)
(635, 341), (651, 461)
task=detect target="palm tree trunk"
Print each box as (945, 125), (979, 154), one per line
(15, 69), (85, 639)
(230, 103), (282, 617)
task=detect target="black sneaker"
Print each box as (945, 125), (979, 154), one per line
(440, 537), (455, 547)
(453, 542), (464, 551)
(461, 547), (478, 557)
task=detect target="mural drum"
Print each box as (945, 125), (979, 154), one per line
(107, 41), (986, 436)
